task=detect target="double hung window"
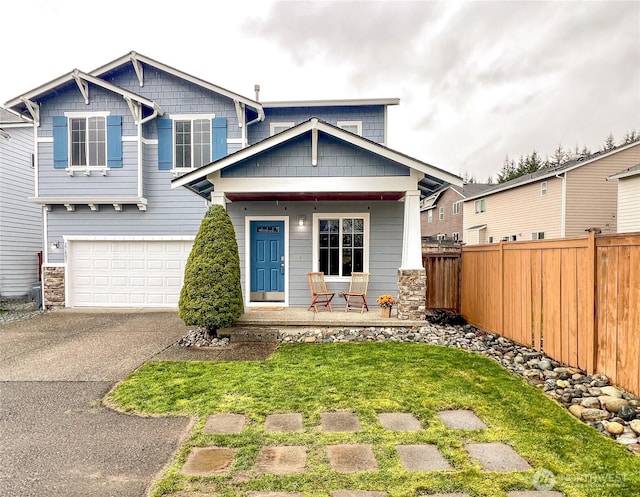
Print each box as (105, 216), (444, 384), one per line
(175, 119), (211, 169)
(70, 117), (106, 166)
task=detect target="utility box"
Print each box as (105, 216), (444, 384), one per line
(31, 283), (42, 310)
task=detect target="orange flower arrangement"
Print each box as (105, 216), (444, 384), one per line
(376, 294), (396, 308)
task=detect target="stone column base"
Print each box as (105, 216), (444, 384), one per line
(43, 266), (65, 309)
(397, 269), (426, 320)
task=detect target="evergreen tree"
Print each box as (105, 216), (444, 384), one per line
(622, 129), (639, 144)
(496, 155), (517, 183)
(179, 204), (243, 334)
(548, 145), (569, 167)
(603, 133), (616, 151)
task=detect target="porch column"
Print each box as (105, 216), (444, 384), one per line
(211, 191), (227, 208)
(397, 190), (426, 320)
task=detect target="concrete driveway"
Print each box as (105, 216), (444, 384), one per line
(0, 309), (194, 497)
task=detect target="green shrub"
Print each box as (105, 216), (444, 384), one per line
(178, 204), (243, 334)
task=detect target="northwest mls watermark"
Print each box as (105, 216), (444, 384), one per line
(533, 469), (629, 491)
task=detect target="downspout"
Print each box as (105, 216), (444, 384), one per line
(136, 104), (161, 199)
(556, 172), (566, 237)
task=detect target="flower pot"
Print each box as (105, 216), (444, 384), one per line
(381, 306), (391, 318)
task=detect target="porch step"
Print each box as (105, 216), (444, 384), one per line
(220, 327), (279, 343)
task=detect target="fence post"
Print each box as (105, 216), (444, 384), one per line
(500, 240), (505, 336)
(587, 230), (597, 374)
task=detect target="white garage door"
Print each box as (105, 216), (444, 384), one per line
(69, 239), (193, 307)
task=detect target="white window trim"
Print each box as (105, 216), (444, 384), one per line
(452, 232), (459, 242)
(475, 199), (486, 214)
(427, 209), (433, 223)
(439, 206), (445, 220)
(541, 181), (548, 197)
(453, 201), (462, 215)
(436, 233), (446, 241)
(171, 115), (216, 171)
(531, 231), (545, 240)
(312, 212), (370, 282)
(270, 122), (295, 136)
(337, 120), (363, 136)
(64, 112), (111, 173)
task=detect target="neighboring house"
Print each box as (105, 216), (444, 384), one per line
(0, 108), (42, 298)
(420, 183), (492, 242)
(608, 164), (640, 233)
(462, 141), (640, 245)
(3, 51), (461, 317)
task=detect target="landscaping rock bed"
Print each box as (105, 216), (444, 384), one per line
(0, 298), (44, 325)
(179, 320), (640, 455)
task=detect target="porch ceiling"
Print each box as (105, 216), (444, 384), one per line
(225, 191), (405, 202)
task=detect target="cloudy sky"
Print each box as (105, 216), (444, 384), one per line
(2, 0), (638, 181)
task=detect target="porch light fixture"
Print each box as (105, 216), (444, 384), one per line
(297, 215), (306, 226)
(49, 241), (59, 250)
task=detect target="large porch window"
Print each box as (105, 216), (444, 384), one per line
(313, 213), (369, 278)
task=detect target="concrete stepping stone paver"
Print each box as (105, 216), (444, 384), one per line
(255, 445), (307, 474)
(508, 492), (565, 497)
(377, 412), (422, 431)
(264, 412), (304, 432)
(321, 411), (362, 432)
(465, 443), (532, 471)
(327, 444), (378, 472)
(437, 410), (487, 430)
(331, 492), (387, 497)
(396, 444), (453, 471)
(203, 413), (246, 434)
(180, 447), (235, 476)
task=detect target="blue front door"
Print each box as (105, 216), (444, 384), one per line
(250, 220), (285, 302)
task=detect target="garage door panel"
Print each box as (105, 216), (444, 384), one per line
(69, 240), (193, 307)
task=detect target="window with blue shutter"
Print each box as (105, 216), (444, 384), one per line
(53, 114), (122, 169)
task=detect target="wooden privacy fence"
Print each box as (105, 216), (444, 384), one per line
(423, 246), (461, 311)
(460, 232), (640, 398)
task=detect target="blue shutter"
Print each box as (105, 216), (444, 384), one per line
(106, 115), (122, 168)
(52, 116), (68, 169)
(157, 118), (173, 170)
(212, 117), (227, 161)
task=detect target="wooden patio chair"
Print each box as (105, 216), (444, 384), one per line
(343, 272), (370, 313)
(307, 272), (335, 312)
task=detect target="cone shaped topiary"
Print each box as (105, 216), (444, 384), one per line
(179, 204), (243, 333)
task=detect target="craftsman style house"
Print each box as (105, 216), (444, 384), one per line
(3, 51), (461, 317)
(462, 141), (640, 244)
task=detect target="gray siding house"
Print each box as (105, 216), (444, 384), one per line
(4, 51), (461, 317)
(0, 108), (42, 298)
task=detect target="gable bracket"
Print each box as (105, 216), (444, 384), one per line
(124, 97), (142, 124)
(130, 52), (144, 86)
(311, 127), (318, 167)
(20, 98), (40, 126)
(72, 70), (90, 104)
(234, 100), (244, 128)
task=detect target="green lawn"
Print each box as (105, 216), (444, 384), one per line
(107, 343), (640, 497)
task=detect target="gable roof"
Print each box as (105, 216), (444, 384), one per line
(172, 117), (462, 198)
(608, 163), (640, 180)
(3, 51), (263, 123)
(465, 140), (640, 201)
(420, 182), (492, 211)
(89, 51), (264, 120)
